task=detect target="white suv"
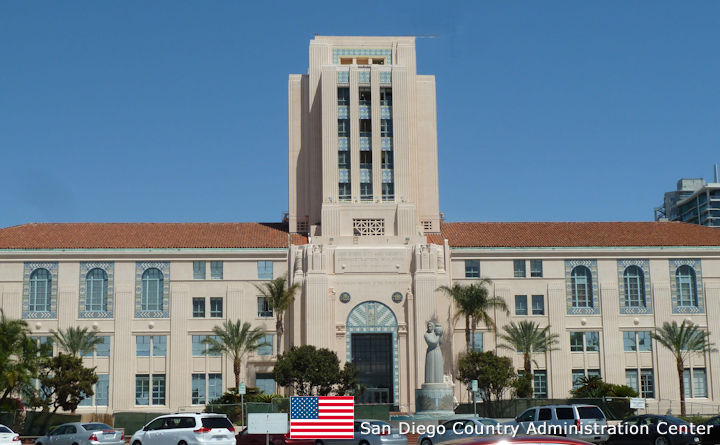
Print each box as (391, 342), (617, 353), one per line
(130, 414), (235, 445)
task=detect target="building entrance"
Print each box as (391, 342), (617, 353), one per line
(351, 333), (393, 403)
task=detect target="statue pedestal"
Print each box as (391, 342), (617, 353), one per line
(414, 383), (455, 418)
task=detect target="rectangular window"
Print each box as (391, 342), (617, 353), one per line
(257, 297), (273, 317)
(513, 260), (526, 278)
(338, 119), (350, 137)
(530, 260), (543, 277)
(193, 261), (206, 280)
(572, 370), (585, 390)
(359, 88), (371, 106)
(472, 332), (483, 352)
(570, 332), (584, 352)
(640, 369), (655, 398)
(257, 334), (274, 356)
(152, 336), (167, 357)
(192, 298), (206, 318)
(380, 119), (393, 137)
(192, 373), (206, 405)
(380, 88), (392, 106)
(210, 261), (223, 280)
(256, 373), (275, 395)
(210, 298), (223, 317)
(359, 119), (371, 137)
(95, 374), (109, 406)
(96, 336), (110, 357)
(207, 335), (221, 356)
(465, 260), (480, 278)
(515, 295), (528, 315)
(135, 374), (149, 405)
(152, 374), (166, 405)
(136, 336), (150, 357)
(588, 369), (601, 378)
(208, 373), (223, 401)
(352, 218), (385, 236)
(192, 335), (206, 356)
(684, 368), (708, 398)
(338, 150), (350, 169)
(626, 370), (639, 393)
(637, 331), (652, 352)
(258, 261), (273, 280)
(531, 295), (545, 315)
(31, 336), (53, 357)
(585, 332), (600, 352)
(623, 332), (636, 351)
(533, 371), (548, 398)
(381, 150), (393, 169)
(337, 87), (349, 106)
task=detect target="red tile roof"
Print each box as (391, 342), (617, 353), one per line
(0, 223), (307, 249)
(0, 221), (718, 250)
(427, 222), (720, 248)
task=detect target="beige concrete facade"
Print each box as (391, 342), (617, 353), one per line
(2, 36), (720, 415)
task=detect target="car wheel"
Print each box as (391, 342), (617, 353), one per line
(315, 441), (324, 445)
(422, 439), (433, 445)
(133, 441), (142, 445)
(655, 436), (670, 445)
(178, 441), (187, 445)
(360, 441), (369, 445)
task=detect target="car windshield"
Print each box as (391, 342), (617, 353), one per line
(82, 424), (113, 431)
(479, 419), (497, 426)
(666, 417), (689, 425)
(578, 407), (605, 420)
(201, 418), (232, 429)
(0, 427), (12, 433)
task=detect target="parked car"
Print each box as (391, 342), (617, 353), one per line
(417, 417), (501, 445)
(235, 428), (313, 445)
(0, 424), (20, 445)
(130, 414), (235, 445)
(314, 420), (407, 445)
(701, 415), (720, 444)
(505, 404), (608, 444)
(441, 436), (594, 445)
(607, 415), (701, 445)
(35, 423), (124, 445)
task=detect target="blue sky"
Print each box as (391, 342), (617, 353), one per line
(1, 1), (718, 227)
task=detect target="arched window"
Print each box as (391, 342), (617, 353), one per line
(141, 268), (164, 311)
(624, 265), (646, 307)
(571, 266), (593, 308)
(86, 268), (108, 312)
(676, 265), (698, 307)
(29, 268), (52, 312)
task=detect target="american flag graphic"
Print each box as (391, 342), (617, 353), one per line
(289, 396), (354, 439)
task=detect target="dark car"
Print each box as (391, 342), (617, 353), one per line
(608, 415), (701, 445)
(235, 427), (314, 445)
(700, 415), (720, 444)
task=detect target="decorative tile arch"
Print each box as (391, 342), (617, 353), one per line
(617, 259), (652, 314)
(79, 262), (114, 319)
(345, 301), (398, 404)
(22, 262), (58, 319)
(670, 259), (704, 314)
(134, 262), (170, 318)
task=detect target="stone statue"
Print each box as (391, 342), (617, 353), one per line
(424, 322), (444, 383)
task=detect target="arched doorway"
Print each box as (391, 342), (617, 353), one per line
(346, 301), (398, 405)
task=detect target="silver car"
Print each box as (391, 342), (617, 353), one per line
(418, 417), (502, 445)
(0, 424), (20, 445)
(505, 404), (608, 444)
(315, 420), (407, 445)
(130, 413), (235, 445)
(35, 423), (124, 445)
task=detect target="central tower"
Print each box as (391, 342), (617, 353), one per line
(288, 36), (440, 242)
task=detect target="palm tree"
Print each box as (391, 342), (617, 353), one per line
(255, 275), (300, 356)
(50, 326), (102, 357)
(204, 320), (266, 390)
(651, 321), (716, 416)
(438, 280), (508, 352)
(499, 321), (559, 393)
(0, 310), (40, 406)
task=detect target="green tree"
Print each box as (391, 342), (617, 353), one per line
(32, 353), (98, 413)
(254, 275), (300, 356)
(273, 345), (359, 396)
(0, 310), (43, 407)
(651, 321), (716, 416)
(438, 281), (508, 352)
(50, 326), (103, 357)
(204, 321), (266, 390)
(458, 351), (516, 404)
(499, 321), (559, 396)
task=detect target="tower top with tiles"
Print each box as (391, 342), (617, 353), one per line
(288, 36), (439, 244)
